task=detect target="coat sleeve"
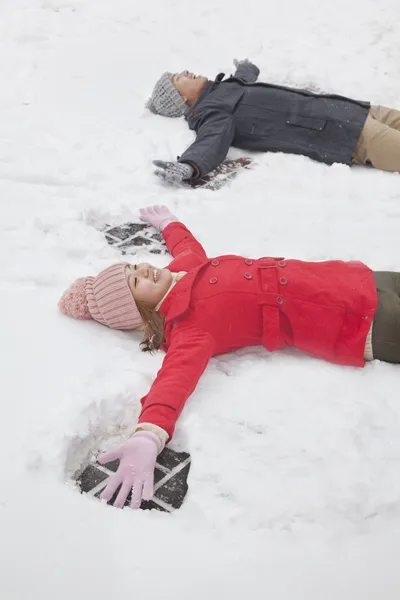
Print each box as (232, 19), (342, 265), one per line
(178, 110), (235, 178)
(233, 60), (260, 83)
(162, 221), (208, 260)
(137, 324), (216, 439)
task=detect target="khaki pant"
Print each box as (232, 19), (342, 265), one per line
(372, 272), (400, 363)
(352, 105), (400, 172)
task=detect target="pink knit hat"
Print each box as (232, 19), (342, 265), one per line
(58, 263), (143, 330)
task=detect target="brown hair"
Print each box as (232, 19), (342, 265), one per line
(135, 300), (166, 353)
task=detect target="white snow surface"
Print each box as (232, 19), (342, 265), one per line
(1, 0), (400, 598)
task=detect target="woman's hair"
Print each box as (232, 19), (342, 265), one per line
(135, 300), (166, 353)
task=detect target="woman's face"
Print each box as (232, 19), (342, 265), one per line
(125, 263), (172, 308)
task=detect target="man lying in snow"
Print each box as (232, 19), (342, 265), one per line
(146, 60), (400, 184)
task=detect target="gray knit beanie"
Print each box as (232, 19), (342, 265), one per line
(146, 72), (188, 118)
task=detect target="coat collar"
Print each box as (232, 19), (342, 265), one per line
(185, 73), (226, 122)
(158, 267), (199, 322)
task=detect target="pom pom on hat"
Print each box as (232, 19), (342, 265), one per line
(58, 278), (92, 320)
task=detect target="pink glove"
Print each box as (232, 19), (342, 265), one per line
(97, 431), (160, 509)
(139, 205), (178, 231)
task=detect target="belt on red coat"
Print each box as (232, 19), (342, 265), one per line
(256, 257), (286, 352)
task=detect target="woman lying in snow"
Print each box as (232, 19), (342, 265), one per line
(59, 205), (400, 509)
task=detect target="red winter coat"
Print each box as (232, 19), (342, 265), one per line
(137, 222), (378, 439)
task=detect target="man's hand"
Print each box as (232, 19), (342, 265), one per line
(233, 58), (252, 68)
(153, 160), (194, 185)
(233, 58), (260, 83)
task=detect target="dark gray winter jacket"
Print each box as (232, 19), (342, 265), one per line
(178, 61), (370, 177)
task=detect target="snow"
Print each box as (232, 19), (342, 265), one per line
(1, 0), (400, 597)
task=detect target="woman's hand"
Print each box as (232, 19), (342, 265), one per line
(139, 204), (178, 231)
(97, 431), (160, 509)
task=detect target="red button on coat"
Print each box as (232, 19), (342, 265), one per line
(276, 296), (284, 305)
(244, 272), (252, 280)
(211, 259), (220, 266)
(209, 277), (218, 284)
(278, 260), (287, 267)
(280, 277), (288, 285)
(245, 259), (253, 265)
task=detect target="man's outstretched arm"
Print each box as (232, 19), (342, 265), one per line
(154, 110), (235, 182)
(177, 110), (235, 178)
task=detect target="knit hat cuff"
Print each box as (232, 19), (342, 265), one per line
(86, 264), (143, 330)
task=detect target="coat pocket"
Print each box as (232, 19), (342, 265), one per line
(286, 114), (327, 131)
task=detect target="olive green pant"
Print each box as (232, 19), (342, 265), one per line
(372, 272), (400, 363)
(353, 105), (400, 172)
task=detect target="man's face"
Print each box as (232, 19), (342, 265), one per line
(170, 70), (208, 104)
